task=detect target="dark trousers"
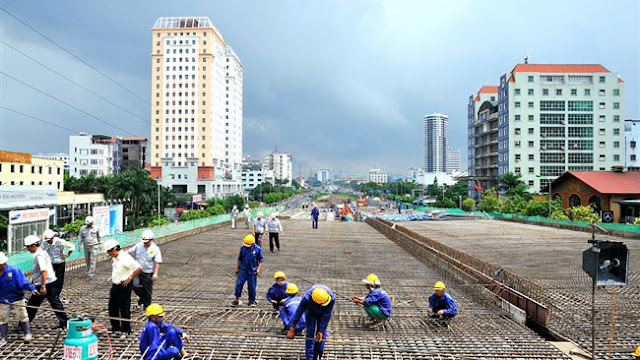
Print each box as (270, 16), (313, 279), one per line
(52, 262), (66, 297)
(254, 232), (263, 247)
(133, 272), (154, 308)
(235, 271), (257, 303)
(27, 282), (69, 327)
(109, 282), (133, 333)
(269, 232), (280, 252)
(312, 218), (318, 229)
(305, 313), (327, 360)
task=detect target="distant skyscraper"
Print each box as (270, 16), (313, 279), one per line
(446, 147), (461, 173)
(263, 148), (292, 186)
(424, 113), (448, 172)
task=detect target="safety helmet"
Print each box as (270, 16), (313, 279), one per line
(633, 347), (640, 356)
(286, 283), (299, 295)
(233, 205), (237, 210)
(141, 229), (154, 242)
(271, 213), (276, 219)
(362, 273), (381, 286)
(24, 235), (40, 247)
(84, 216), (94, 224)
(43, 229), (56, 240)
(104, 239), (120, 252)
(434, 281), (446, 290)
(243, 234), (255, 247)
(145, 303), (166, 317)
(0, 251), (7, 265)
(273, 271), (286, 279)
(245, 204), (249, 209)
(311, 287), (331, 306)
(257, 211), (263, 218)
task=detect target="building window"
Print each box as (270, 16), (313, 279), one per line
(568, 101), (593, 111)
(515, 88), (521, 95)
(556, 89), (562, 95)
(528, 180), (534, 186)
(528, 115), (534, 121)
(515, 102), (521, 108)
(528, 89), (534, 95)
(613, 102), (620, 109)
(515, 115), (521, 121)
(614, 129), (620, 135)
(614, 154), (620, 161)
(613, 89), (620, 96)
(569, 194), (581, 207)
(528, 128), (534, 135)
(540, 100), (565, 111)
(571, 89), (577, 95)
(528, 154), (534, 160)
(528, 102), (534, 108)
(528, 76), (534, 82)
(543, 89), (549, 96)
(585, 89), (591, 95)
(599, 76), (605, 83)
(614, 141), (620, 148)
(614, 115), (620, 122)
(528, 167), (534, 174)
(528, 141), (534, 148)
(632, 155), (637, 161)
(599, 89), (606, 96)
(515, 128), (521, 135)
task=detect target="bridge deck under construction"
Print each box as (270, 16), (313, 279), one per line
(2, 218), (580, 359)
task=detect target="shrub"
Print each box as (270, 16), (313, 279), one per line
(524, 200), (551, 217)
(462, 198), (475, 212)
(570, 205), (600, 223)
(148, 218), (170, 227)
(62, 220), (84, 236)
(550, 209), (569, 220)
(502, 195), (527, 214)
(479, 188), (502, 212)
(435, 197), (457, 208)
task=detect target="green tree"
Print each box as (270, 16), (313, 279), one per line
(225, 195), (245, 212)
(500, 172), (526, 191)
(106, 167), (156, 230)
(502, 195), (527, 214)
(570, 205), (600, 222)
(62, 220), (84, 236)
(479, 188), (502, 212)
(435, 197), (456, 208)
(462, 198), (475, 212)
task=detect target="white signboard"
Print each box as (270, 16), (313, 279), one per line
(8, 208), (51, 224)
(192, 194), (202, 203)
(0, 186), (57, 211)
(92, 206), (110, 237)
(109, 205), (123, 234)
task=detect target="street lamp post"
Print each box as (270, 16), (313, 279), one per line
(157, 173), (175, 223)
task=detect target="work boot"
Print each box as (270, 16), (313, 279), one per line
(0, 323), (8, 342)
(19, 322), (30, 340)
(249, 302), (258, 307)
(231, 299), (241, 307)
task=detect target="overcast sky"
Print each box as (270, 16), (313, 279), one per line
(1, 0), (638, 177)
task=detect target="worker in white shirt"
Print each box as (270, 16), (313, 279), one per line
(77, 216), (102, 279)
(252, 212), (267, 248)
(267, 213), (284, 253)
(231, 205), (240, 229)
(128, 230), (163, 310)
(105, 239), (142, 338)
(243, 204), (252, 229)
(42, 229), (75, 297)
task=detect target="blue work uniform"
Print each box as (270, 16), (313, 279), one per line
(0, 264), (36, 303)
(362, 288), (392, 317)
(235, 245), (264, 304)
(428, 292), (457, 317)
(266, 282), (288, 310)
(311, 208), (320, 229)
(290, 284), (335, 360)
(280, 295), (306, 331)
(139, 320), (184, 360)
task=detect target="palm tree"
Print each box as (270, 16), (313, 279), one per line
(499, 172), (526, 191)
(106, 167), (155, 229)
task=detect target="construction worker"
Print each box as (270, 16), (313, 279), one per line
(77, 216), (102, 279)
(632, 347), (640, 359)
(128, 230), (163, 310)
(311, 205), (320, 229)
(0, 251), (35, 344)
(231, 205), (239, 229)
(243, 204), (252, 229)
(279, 283), (306, 334)
(24, 235), (69, 329)
(427, 281), (457, 319)
(252, 212), (266, 247)
(105, 239), (142, 338)
(140, 303), (190, 360)
(266, 271), (288, 312)
(351, 273), (392, 324)
(232, 235), (264, 307)
(286, 284), (335, 360)
(267, 213), (284, 253)
(42, 228), (75, 297)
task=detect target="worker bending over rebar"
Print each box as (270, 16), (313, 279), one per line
(279, 283), (306, 334)
(287, 284), (335, 360)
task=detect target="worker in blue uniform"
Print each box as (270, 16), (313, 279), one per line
(311, 205), (320, 229)
(286, 284), (335, 360)
(0, 251), (36, 344)
(279, 283), (306, 334)
(351, 273), (392, 324)
(140, 303), (189, 360)
(232, 235), (264, 307)
(266, 271), (288, 312)
(427, 281), (457, 318)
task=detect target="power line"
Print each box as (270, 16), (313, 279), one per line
(1, 70), (137, 136)
(1, 40), (150, 126)
(0, 106), (78, 133)
(0, 6), (150, 105)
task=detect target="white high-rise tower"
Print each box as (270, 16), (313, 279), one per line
(424, 113), (448, 172)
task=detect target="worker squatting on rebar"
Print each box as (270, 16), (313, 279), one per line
(105, 239), (142, 338)
(42, 228), (75, 298)
(232, 235), (264, 307)
(77, 216), (102, 279)
(252, 212), (266, 248)
(351, 273), (392, 325)
(427, 281), (457, 319)
(24, 235), (69, 330)
(0, 251), (35, 345)
(128, 230), (163, 310)
(140, 303), (190, 360)
(266, 271), (288, 313)
(279, 283), (306, 334)
(287, 284), (335, 360)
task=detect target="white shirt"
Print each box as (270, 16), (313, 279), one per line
(111, 251), (141, 285)
(32, 248), (56, 286)
(128, 242), (163, 273)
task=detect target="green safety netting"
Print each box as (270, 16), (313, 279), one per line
(7, 206), (282, 273)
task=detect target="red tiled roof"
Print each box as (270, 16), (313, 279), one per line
(559, 171), (640, 194)
(123, 137), (147, 141)
(478, 86), (498, 94)
(618, 78), (624, 83)
(508, 75), (515, 83)
(474, 96), (480, 102)
(511, 64), (610, 73)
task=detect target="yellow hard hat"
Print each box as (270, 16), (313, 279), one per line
(145, 303), (165, 317)
(274, 271), (286, 279)
(632, 347), (640, 356)
(362, 273), (381, 286)
(243, 234), (255, 247)
(434, 281), (446, 290)
(311, 288), (331, 306)
(286, 283), (299, 295)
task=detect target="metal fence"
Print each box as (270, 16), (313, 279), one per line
(7, 207), (282, 273)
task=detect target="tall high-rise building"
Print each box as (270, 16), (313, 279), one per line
(446, 148), (461, 173)
(468, 86), (499, 195)
(469, 63), (625, 197)
(624, 119), (640, 171)
(263, 149), (292, 186)
(149, 17), (243, 197)
(424, 113), (448, 172)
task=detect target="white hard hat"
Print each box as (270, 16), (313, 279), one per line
(24, 235), (40, 247)
(141, 229), (154, 242)
(43, 229), (56, 240)
(271, 213), (276, 219)
(233, 205), (237, 209)
(104, 239), (120, 252)
(0, 251), (7, 265)
(245, 204), (249, 208)
(257, 211), (263, 217)
(85, 216), (94, 224)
